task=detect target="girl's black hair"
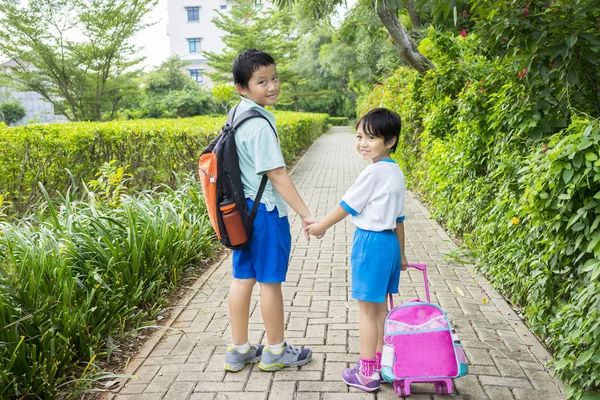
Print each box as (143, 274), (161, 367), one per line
(356, 108), (401, 153)
(232, 49), (275, 89)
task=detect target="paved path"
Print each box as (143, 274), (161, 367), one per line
(106, 127), (565, 400)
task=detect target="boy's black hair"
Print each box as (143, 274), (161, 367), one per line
(356, 108), (401, 153)
(232, 49), (276, 89)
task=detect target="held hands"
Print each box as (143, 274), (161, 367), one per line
(307, 221), (326, 238)
(301, 215), (319, 241)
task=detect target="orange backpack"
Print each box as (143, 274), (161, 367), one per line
(198, 105), (276, 249)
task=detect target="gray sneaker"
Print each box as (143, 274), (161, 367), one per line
(258, 342), (312, 371)
(225, 344), (265, 372)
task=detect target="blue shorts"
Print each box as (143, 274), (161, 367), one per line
(232, 199), (292, 283)
(351, 227), (401, 303)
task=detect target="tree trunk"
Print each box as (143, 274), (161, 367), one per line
(377, 0), (433, 74)
(405, 0), (420, 29)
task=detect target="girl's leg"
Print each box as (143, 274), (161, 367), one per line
(228, 278), (257, 345)
(358, 300), (381, 359)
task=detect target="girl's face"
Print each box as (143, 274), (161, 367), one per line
(355, 123), (395, 163)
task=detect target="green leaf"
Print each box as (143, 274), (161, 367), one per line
(566, 34), (578, 48)
(586, 152), (598, 161)
(581, 259), (600, 272)
(572, 222), (585, 232)
(554, 358), (571, 370)
(563, 168), (574, 184)
(573, 153), (584, 168)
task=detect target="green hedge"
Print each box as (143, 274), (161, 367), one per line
(0, 111), (328, 398)
(359, 30), (600, 398)
(0, 111), (329, 215)
(327, 116), (350, 126)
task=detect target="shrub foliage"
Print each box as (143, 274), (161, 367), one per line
(359, 28), (600, 398)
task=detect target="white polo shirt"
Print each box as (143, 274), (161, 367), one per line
(340, 158), (405, 231)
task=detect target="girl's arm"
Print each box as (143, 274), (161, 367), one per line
(396, 221), (408, 270)
(307, 205), (349, 236)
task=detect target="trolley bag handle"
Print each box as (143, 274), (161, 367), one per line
(388, 263), (431, 309)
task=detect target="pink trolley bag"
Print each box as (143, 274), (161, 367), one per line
(380, 263), (468, 396)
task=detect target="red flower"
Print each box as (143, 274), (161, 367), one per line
(504, 37), (509, 41)
(461, 29), (467, 37)
(456, 59), (461, 63)
(518, 68), (528, 79)
(549, 58), (555, 67)
(462, 9), (467, 15)
(524, 8), (530, 16)
(542, 144), (548, 152)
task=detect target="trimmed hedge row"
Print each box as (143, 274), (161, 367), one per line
(0, 111), (329, 214)
(0, 110), (329, 398)
(358, 30), (600, 397)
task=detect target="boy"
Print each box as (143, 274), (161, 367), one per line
(224, 49), (314, 372)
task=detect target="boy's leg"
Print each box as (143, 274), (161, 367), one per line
(228, 278), (256, 345)
(225, 277), (264, 372)
(257, 282), (312, 371)
(259, 282), (284, 345)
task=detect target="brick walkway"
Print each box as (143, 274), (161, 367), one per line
(105, 127), (565, 400)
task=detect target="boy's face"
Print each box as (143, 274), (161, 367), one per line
(235, 64), (280, 107)
(355, 123), (396, 163)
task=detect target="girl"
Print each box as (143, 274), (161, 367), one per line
(307, 108), (408, 392)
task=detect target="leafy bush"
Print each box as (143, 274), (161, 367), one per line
(327, 116), (350, 126)
(0, 175), (218, 398)
(359, 28), (600, 398)
(0, 100), (26, 125)
(0, 111), (329, 214)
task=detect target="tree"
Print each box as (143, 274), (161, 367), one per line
(142, 56), (215, 118)
(211, 83), (238, 114)
(0, 0), (156, 121)
(204, 0), (300, 88)
(0, 100), (26, 125)
(275, 0), (435, 73)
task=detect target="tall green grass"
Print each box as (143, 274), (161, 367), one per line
(0, 175), (217, 398)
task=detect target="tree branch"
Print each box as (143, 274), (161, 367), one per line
(376, 0), (433, 73)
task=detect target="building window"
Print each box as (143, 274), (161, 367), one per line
(188, 38), (201, 53)
(220, 4), (227, 9)
(186, 7), (199, 22)
(190, 69), (204, 83)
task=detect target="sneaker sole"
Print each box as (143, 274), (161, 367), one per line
(225, 358), (261, 372)
(342, 377), (380, 392)
(257, 356), (312, 372)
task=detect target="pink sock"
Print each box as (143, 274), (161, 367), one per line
(360, 356), (377, 377)
(376, 352), (382, 370)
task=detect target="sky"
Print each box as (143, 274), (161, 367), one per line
(132, 0), (171, 70)
(2, 0), (354, 70)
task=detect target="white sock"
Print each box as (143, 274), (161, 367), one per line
(232, 341), (250, 352)
(266, 341), (285, 352)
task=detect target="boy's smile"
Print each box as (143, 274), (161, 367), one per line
(236, 64), (280, 107)
(355, 124), (395, 163)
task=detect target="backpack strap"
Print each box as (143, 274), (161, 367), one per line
(230, 108), (278, 218)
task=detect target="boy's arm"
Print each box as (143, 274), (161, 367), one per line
(266, 167), (315, 238)
(307, 205), (349, 236)
(396, 221), (408, 270)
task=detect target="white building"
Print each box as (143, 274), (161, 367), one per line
(166, 0), (264, 87)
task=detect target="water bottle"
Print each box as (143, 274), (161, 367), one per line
(219, 197), (248, 246)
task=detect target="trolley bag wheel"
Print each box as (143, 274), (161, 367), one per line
(435, 381), (449, 395)
(394, 380), (409, 397)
